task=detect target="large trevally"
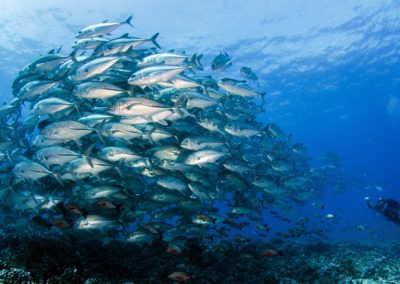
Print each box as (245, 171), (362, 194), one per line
(76, 16), (133, 39)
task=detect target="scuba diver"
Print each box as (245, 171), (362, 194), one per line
(365, 197), (400, 224)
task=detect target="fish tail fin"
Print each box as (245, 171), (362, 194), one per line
(73, 101), (84, 116)
(190, 53), (204, 71)
(5, 150), (13, 164)
(73, 105), (82, 116)
(83, 144), (95, 168)
(123, 15), (134, 27)
(115, 163), (124, 178)
(264, 124), (270, 134)
(150, 33), (161, 49)
(56, 45), (63, 53)
(260, 92), (266, 106)
(52, 171), (64, 186)
(145, 127), (157, 145)
(69, 49), (78, 63)
(94, 121), (106, 143)
(201, 86), (209, 96)
(173, 95), (188, 117)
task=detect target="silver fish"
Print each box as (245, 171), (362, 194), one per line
(185, 150), (227, 165)
(18, 80), (58, 100)
(74, 56), (120, 81)
(218, 78), (265, 99)
(41, 120), (93, 142)
(32, 97), (76, 116)
(128, 65), (189, 86)
(180, 136), (225, 151)
(34, 146), (84, 166)
(76, 16), (133, 39)
(74, 82), (127, 100)
(97, 146), (141, 162)
(13, 160), (53, 181)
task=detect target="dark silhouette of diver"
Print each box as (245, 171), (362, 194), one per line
(365, 197), (400, 224)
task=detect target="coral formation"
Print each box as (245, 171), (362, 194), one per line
(0, 236), (399, 283)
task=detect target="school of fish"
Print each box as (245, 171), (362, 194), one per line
(0, 16), (342, 244)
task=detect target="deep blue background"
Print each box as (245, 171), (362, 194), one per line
(259, 39), (400, 241)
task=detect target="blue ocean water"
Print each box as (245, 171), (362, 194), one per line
(0, 0), (399, 274)
(0, 0), (399, 242)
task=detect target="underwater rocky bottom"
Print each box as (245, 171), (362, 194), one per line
(0, 234), (399, 284)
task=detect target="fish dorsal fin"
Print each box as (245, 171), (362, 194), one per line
(120, 33), (130, 38)
(56, 45), (63, 53)
(102, 19), (108, 23)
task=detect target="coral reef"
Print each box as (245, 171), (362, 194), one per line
(0, 236), (399, 283)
